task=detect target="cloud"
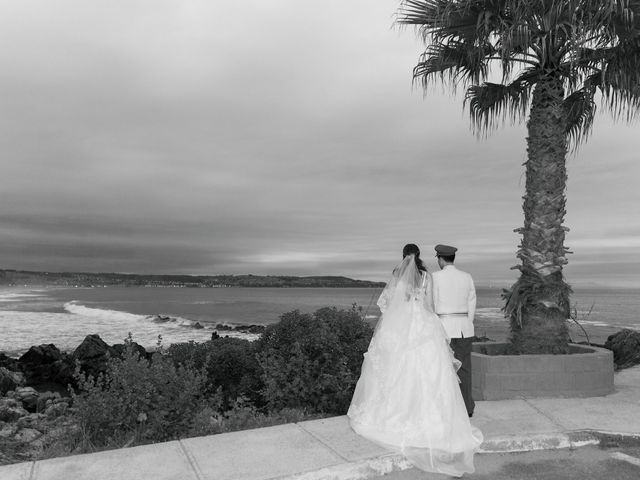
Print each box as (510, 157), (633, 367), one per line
(0, 1), (637, 287)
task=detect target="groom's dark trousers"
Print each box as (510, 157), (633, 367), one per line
(450, 335), (475, 416)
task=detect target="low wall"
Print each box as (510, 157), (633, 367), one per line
(471, 342), (613, 400)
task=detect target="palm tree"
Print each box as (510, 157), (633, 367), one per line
(396, 1), (640, 354)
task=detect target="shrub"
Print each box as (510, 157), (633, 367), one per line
(188, 397), (324, 437)
(166, 337), (263, 409)
(255, 306), (373, 414)
(314, 306), (375, 380)
(71, 336), (216, 448)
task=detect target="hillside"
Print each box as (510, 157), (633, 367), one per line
(0, 269), (385, 288)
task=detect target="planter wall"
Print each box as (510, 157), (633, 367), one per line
(471, 342), (613, 400)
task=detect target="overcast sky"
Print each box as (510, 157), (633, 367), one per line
(0, 0), (638, 287)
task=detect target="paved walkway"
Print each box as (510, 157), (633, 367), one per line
(2, 366), (640, 480)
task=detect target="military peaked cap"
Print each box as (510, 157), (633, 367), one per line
(434, 244), (458, 256)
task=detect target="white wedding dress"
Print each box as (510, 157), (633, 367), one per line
(347, 256), (483, 477)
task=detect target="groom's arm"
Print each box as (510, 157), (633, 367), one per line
(467, 276), (477, 324)
(430, 273), (440, 313)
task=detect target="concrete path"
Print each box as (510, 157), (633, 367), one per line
(2, 366), (640, 480)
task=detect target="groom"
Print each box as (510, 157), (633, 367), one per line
(431, 244), (477, 417)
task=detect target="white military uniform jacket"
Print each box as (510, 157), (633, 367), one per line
(429, 265), (476, 339)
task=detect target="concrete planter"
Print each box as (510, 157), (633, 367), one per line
(471, 342), (613, 400)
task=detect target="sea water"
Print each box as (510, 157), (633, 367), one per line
(1, 286), (638, 356)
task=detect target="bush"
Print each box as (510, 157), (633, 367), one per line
(256, 306), (373, 415)
(71, 336), (216, 448)
(166, 337), (263, 409)
(69, 305), (374, 450)
(188, 397), (324, 437)
(605, 329), (640, 370)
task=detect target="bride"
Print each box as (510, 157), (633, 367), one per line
(348, 244), (483, 477)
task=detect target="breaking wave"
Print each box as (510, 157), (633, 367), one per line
(64, 302), (147, 323)
(0, 301), (262, 356)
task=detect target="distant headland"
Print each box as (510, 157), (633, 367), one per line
(0, 269), (385, 288)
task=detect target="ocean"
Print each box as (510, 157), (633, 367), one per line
(1, 286), (638, 356)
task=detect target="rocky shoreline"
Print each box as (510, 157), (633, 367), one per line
(214, 323), (267, 334)
(0, 326), (269, 465)
(0, 334), (156, 464)
(149, 315), (267, 334)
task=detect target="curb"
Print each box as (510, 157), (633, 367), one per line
(276, 454), (412, 480)
(279, 430), (640, 480)
(478, 430), (600, 453)
(479, 430), (640, 453)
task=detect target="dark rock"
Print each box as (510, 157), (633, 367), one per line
(44, 402), (68, 419)
(16, 413), (45, 429)
(16, 344), (75, 388)
(193, 322), (204, 329)
(18, 344), (61, 365)
(72, 334), (117, 378)
(0, 367), (26, 394)
(238, 324), (266, 334)
(14, 427), (43, 443)
(604, 329), (640, 370)
(50, 357), (76, 387)
(0, 402), (29, 422)
(15, 387), (39, 412)
(111, 342), (149, 360)
(35, 391), (62, 412)
(0, 422), (18, 438)
(211, 331), (220, 340)
(214, 323), (265, 334)
(0, 353), (20, 371)
(0, 397), (19, 409)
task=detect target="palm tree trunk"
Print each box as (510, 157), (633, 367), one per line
(503, 74), (572, 354)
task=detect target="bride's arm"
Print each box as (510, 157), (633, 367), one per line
(376, 280), (393, 313)
(424, 272), (435, 311)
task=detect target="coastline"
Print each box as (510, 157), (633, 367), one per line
(1, 285), (637, 356)
(0, 270), (387, 289)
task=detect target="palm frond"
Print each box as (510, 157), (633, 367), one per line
(465, 79), (531, 135)
(597, 40), (640, 121)
(563, 87), (597, 149)
(397, 0), (503, 45)
(396, 0), (442, 27)
(610, 0), (640, 41)
(401, 0), (640, 136)
(413, 41), (493, 90)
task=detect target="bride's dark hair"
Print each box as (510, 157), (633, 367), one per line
(402, 243), (427, 272)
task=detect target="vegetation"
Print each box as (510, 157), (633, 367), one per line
(1, 305), (373, 462)
(256, 306), (374, 414)
(397, 0), (640, 353)
(71, 336), (211, 448)
(166, 337), (264, 410)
